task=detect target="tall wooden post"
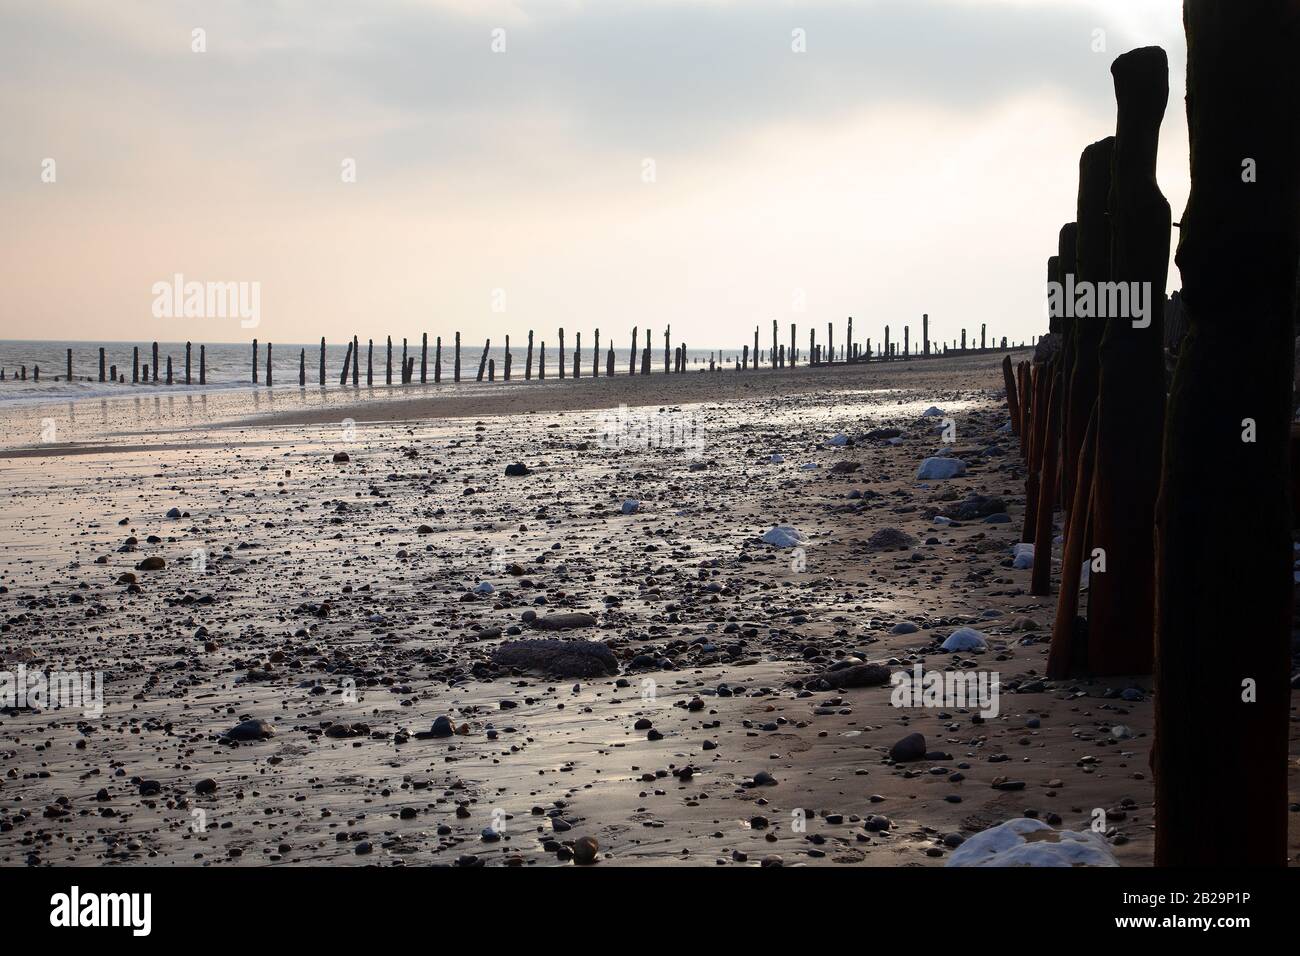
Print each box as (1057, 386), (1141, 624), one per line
(367, 340), (374, 385)
(200, 345), (206, 385)
(421, 333), (428, 383)
(629, 327), (638, 375)
(435, 337), (442, 383)
(67, 348), (73, 382)
(99, 347), (106, 382)
(922, 313), (930, 357)
(1088, 45), (1171, 676)
(454, 332), (462, 383)
(593, 329), (600, 378)
(665, 327), (671, 373)
(505, 335), (512, 381)
(252, 339), (258, 384)
(152, 342), (159, 383)
(525, 331), (533, 380)
(264, 343), (271, 386)
(320, 338), (326, 387)
(299, 348), (306, 386)
(559, 329), (566, 379)
(1155, 0), (1298, 867)
(477, 340), (490, 381)
(352, 336), (359, 386)
(573, 333), (580, 379)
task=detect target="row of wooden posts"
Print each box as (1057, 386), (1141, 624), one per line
(4, 319), (1026, 387)
(1001, 11), (1298, 869)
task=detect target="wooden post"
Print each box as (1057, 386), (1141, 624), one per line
(1057, 221), (1081, 514)
(790, 324), (796, 367)
(742, 345), (749, 369)
(340, 340), (352, 385)
(525, 331), (533, 380)
(185, 343), (191, 384)
(320, 338), (326, 387)
(352, 336), (359, 386)
(1030, 368), (1060, 596)
(200, 346), (206, 385)
(904, 327), (909, 359)
(593, 329), (600, 378)
(665, 327), (671, 373)
(477, 340), (490, 381)
(252, 340), (259, 384)
(753, 327), (759, 369)
(1088, 46), (1171, 676)
(96, 347), (105, 382)
(1002, 355), (1020, 436)
(573, 333), (580, 379)
(539, 341), (546, 380)
(504, 335), (512, 381)
(1154, 1), (1298, 867)
(110, 365), (116, 382)
(1021, 364), (1047, 542)
(421, 333), (428, 384)
(299, 348), (306, 386)
(846, 317), (853, 362)
(771, 320), (778, 368)
(152, 343), (159, 383)
(1047, 404), (1098, 679)
(265, 343), (271, 386)
(454, 332), (461, 383)
(401, 338), (408, 384)
(435, 337), (442, 383)
(606, 345), (614, 377)
(559, 328), (566, 379)
(67, 349), (73, 382)
(629, 327), (638, 375)
(827, 323), (833, 365)
(641, 346), (650, 375)
(386, 337), (393, 385)
(166, 355), (173, 385)
(367, 340), (374, 385)
(489, 358), (495, 382)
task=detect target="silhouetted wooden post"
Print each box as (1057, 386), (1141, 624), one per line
(1048, 405), (1097, 679)
(809, 330), (815, 366)
(339, 340), (352, 385)
(742, 344), (749, 369)
(1155, 0), (1298, 868)
(629, 327), (638, 375)
(1057, 221), (1081, 513)
(152, 343), (159, 383)
(922, 313), (930, 357)
(505, 335), (512, 380)
(352, 336), (359, 386)
(434, 337), (442, 383)
(200, 346), (206, 385)
(664, 327), (671, 373)
(166, 355), (173, 385)
(846, 316), (853, 362)
(826, 323), (833, 364)
(753, 327), (759, 369)
(98, 347), (105, 382)
(904, 327), (910, 359)
(66, 348), (72, 382)
(265, 343), (272, 386)
(573, 333), (580, 379)
(1088, 45), (1171, 676)
(367, 340), (374, 385)
(110, 364), (116, 382)
(252, 339), (258, 383)
(489, 358), (495, 382)
(299, 348), (306, 386)
(525, 331), (533, 380)
(385, 337), (393, 385)
(790, 324), (796, 367)
(1063, 137), (1115, 513)
(1021, 364), (1046, 542)
(641, 345), (651, 374)
(476, 339), (490, 381)
(960, 329), (966, 351)
(539, 341), (546, 380)
(1002, 355), (1021, 436)
(140, 364), (147, 382)
(454, 332), (461, 383)
(421, 333), (428, 383)
(320, 338), (326, 387)
(593, 330), (600, 378)
(606, 345), (614, 377)
(405, 356), (414, 382)
(771, 320), (778, 368)
(1030, 369), (1060, 596)
(184, 342), (191, 384)
(559, 329), (566, 378)
(401, 338), (408, 383)
(884, 326), (891, 362)
(980, 324), (986, 350)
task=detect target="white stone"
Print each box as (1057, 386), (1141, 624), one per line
(946, 818), (1118, 867)
(761, 525), (807, 548)
(940, 627), (987, 652)
(1012, 542), (1034, 570)
(915, 457), (966, 480)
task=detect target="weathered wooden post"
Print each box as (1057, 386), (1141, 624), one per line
(66, 348), (73, 382)
(980, 324), (986, 350)
(386, 336), (393, 385)
(421, 333), (428, 383)
(405, 356), (414, 383)
(790, 324), (796, 367)
(96, 346), (105, 383)
(200, 345), (206, 385)
(742, 344), (749, 369)
(1057, 221), (1081, 513)
(641, 344), (651, 374)
(606, 345), (615, 377)
(753, 327), (759, 369)
(960, 329), (966, 351)
(665, 327), (671, 373)
(1002, 355), (1020, 436)
(352, 336), (359, 386)
(1030, 368), (1060, 596)
(1048, 405), (1097, 679)
(252, 340), (259, 383)
(922, 313), (930, 357)
(559, 329), (566, 378)
(539, 341), (546, 380)
(629, 327), (638, 375)
(525, 331), (533, 380)
(435, 337), (442, 383)
(340, 340), (352, 385)
(183, 342), (190, 384)
(573, 333), (580, 379)
(320, 338), (326, 387)
(1088, 46), (1171, 676)
(476, 339), (490, 381)
(265, 342), (272, 386)
(299, 348), (306, 386)
(809, 329), (815, 366)
(904, 327), (910, 359)
(367, 340), (374, 385)
(454, 332), (462, 383)
(593, 329), (600, 378)
(504, 335), (512, 381)
(166, 355), (174, 385)
(771, 320), (778, 368)
(1155, 0), (1299, 868)
(152, 342), (159, 383)
(827, 322), (833, 364)
(846, 317), (853, 362)
(488, 358), (495, 382)
(401, 338), (409, 384)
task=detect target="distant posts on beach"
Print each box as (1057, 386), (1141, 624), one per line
(265, 343), (272, 387)
(477, 339), (490, 382)
(152, 342), (159, 383)
(454, 332), (462, 383)
(421, 333), (428, 384)
(185, 342), (192, 384)
(572, 333), (580, 380)
(629, 327), (638, 376)
(252, 339), (259, 384)
(922, 313), (930, 357)
(525, 331), (533, 381)
(558, 328), (566, 379)
(434, 336), (442, 383)
(320, 338), (326, 387)
(593, 329), (600, 378)
(299, 348), (306, 387)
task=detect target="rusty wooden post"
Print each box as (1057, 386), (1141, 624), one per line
(1047, 404), (1098, 679)
(1155, 0), (1298, 867)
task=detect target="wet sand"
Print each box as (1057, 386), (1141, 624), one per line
(1, 353), (1294, 866)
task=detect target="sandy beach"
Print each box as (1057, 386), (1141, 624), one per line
(7, 351), (1273, 868)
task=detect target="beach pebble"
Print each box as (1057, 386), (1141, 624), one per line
(941, 628), (988, 652)
(945, 818), (1117, 867)
(915, 457), (967, 480)
(761, 526), (807, 548)
(890, 733), (927, 762)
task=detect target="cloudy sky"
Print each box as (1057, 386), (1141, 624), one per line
(1, 0), (1188, 349)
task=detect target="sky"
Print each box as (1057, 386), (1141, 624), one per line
(0, 0), (1190, 349)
